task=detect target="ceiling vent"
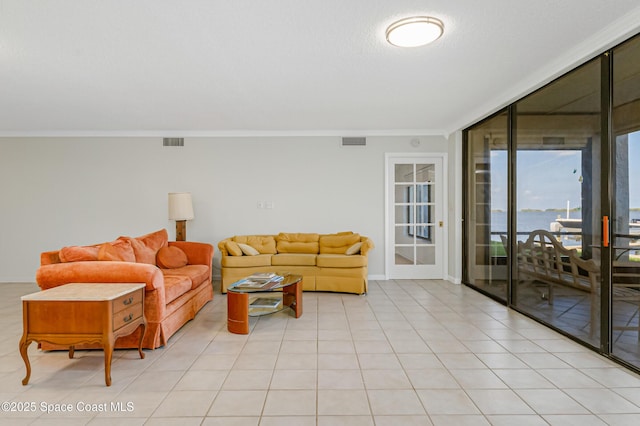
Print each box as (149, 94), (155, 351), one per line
(163, 138), (184, 147)
(342, 137), (366, 146)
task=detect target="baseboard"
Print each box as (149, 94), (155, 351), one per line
(368, 274), (386, 281)
(447, 275), (462, 284)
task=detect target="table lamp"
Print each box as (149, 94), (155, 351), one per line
(168, 192), (194, 241)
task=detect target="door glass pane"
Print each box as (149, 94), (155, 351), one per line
(416, 184), (431, 203)
(395, 164), (413, 182)
(416, 164), (435, 183)
(416, 246), (435, 265)
(395, 184), (412, 206)
(514, 58), (601, 347)
(463, 111), (508, 301)
(395, 245), (414, 264)
(612, 35), (640, 369)
(395, 206), (412, 224)
(416, 205), (434, 224)
(394, 162), (439, 266)
(395, 225), (413, 244)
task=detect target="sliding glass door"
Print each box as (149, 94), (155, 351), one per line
(513, 57), (602, 347)
(611, 36), (640, 366)
(463, 112), (508, 301)
(463, 33), (640, 372)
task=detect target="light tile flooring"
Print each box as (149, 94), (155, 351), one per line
(2, 280), (640, 425)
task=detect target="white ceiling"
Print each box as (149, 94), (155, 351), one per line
(2, 0), (640, 137)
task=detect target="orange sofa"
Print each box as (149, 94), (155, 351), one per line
(35, 229), (213, 349)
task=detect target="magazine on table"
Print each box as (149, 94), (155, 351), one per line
(250, 297), (282, 309)
(232, 273), (284, 289)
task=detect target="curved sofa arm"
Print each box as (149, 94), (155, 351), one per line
(35, 261), (165, 293)
(360, 237), (375, 256)
(169, 241), (214, 266)
(217, 239), (231, 256)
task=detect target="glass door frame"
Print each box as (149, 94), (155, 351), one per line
(463, 42), (640, 373)
(385, 153), (448, 280)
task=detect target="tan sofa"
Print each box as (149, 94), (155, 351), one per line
(218, 232), (373, 294)
(35, 229), (213, 349)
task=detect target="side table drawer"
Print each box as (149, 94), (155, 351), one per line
(113, 303), (143, 331)
(113, 289), (143, 314)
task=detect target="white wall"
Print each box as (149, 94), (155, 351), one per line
(0, 135), (457, 282)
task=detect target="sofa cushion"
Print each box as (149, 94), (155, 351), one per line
(317, 254), (367, 268)
(163, 275), (192, 303)
(162, 264), (210, 289)
(276, 233), (320, 254)
(221, 254), (272, 268)
(346, 242), (362, 255)
(226, 241), (243, 256)
(319, 234), (361, 254)
(238, 243), (260, 256)
(124, 229), (169, 264)
(272, 253), (317, 266)
(59, 245), (100, 262)
(97, 239), (136, 262)
(234, 235), (277, 254)
(156, 246), (189, 269)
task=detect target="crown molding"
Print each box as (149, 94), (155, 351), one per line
(0, 129), (449, 139)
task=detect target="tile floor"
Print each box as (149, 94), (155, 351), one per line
(2, 280), (640, 425)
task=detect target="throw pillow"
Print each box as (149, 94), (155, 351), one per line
(345, 242), (362, 255)
(319, 233), (361, 254)
(156, 246), (189, 269)
(226, 240), (244, 256)
(124, 229), (169, 264)
(97, 239), (136, 262)
(237, 243), (260, 256)
(234, 235), (277, 254)
(59, 245), (100, 262)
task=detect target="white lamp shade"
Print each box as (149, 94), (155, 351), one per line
(168, 193), (194, 220)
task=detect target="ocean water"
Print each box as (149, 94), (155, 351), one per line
(490, 210), (640, 242)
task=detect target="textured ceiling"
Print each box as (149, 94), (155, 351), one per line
(1, 0), (640, 136)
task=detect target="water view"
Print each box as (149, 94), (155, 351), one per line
(490, 209), (640, 242)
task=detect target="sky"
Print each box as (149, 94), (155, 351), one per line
(490, 131), (640, 211)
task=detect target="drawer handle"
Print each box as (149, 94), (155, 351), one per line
(123, 313), (133, 323)
(123, 297), (133, 306)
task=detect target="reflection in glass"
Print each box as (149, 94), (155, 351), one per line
(514, 57), (601, 347)
(395, 225), (413, 244)
(611, 35), (640, 369)
(416, 246), (435, 265)
(463, 111), (508, 301)
(395, 164), (413, 183)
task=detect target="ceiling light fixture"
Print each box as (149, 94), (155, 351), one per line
(386, 16), (444, 48)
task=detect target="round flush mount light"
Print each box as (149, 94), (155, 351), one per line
(386, 16), (444, 48)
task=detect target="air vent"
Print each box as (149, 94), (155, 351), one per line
(342, 137), (366, 146)
(163, 138), (184, 147)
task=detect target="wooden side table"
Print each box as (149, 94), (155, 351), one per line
(19, 283), (146, 386)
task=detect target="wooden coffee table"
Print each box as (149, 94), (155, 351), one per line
(227, 274), (303, 334)
(19, 283), (146, 386)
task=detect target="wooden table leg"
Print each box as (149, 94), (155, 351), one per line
(283, 279), (303, 318)
(227, 292), (249, 334)
(103, 337), (114, 387)
(137, 322), (146, 359)
(19, 336), (32, 385)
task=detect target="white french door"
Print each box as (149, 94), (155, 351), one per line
(386, 154), (446, 279)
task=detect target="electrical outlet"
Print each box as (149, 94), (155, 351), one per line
(266, 201), (274, 209)
(257, 201), (265, 209)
